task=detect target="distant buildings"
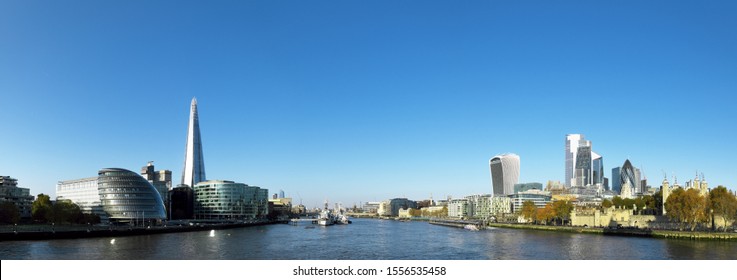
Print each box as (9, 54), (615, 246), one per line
(0, 176), (33, 219)
(514, 182), (542, 193)
(98, 168), (167, 223)
(489, 153), (520, 196)
(566, 134), (607, 188)
(378, 198), (417, 216)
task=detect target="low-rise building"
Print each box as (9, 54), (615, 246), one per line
(56, 177), (108, 221)
(509, 190), (551, 212)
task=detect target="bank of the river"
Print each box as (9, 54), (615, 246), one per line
(487, 222), (737, 241)
(0, 220), (283, 242)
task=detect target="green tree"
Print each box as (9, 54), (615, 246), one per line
(612, 196), (624, 208)
(551, 200), (573, 225)
(666, 188), (708, 231)
(622, 198), (635, 209)
(634, 197), (646, 213)
(32, 193), (52, 222)
(653, 190), (664, 213)
(520, 200), (537, 224)
(49, 200), (83, 224)
(708, 186), (737, 231)
(601, 199), (613, 209)
(0, 202), (21, 224)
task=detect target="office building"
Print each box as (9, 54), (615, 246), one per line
(0, 176), (33, 219)
(611, 167), (622, 194)
(565, 134), (584, 187)
(489, 153), (520, 196)
(169, 185), (194, 220)
(181, 97), (206, 188)
(509, 190), (551, 212)
(193, 180), (268, 220)
(56, 177), (107, 220)
(620, 160), (636, 193)
(514, 182), (543, 193)
(591, 152), (602, 183)
(574, 141), (592, 186)
(98, 168), (167, 224)
(141, 162), (172, 207)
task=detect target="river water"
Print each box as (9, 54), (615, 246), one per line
(1, 219), (735, 259)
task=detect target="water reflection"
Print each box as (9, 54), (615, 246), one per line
(1, 219), (735, 260)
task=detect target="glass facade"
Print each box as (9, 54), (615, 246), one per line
(193, 180), (268, 220)
(181, 98), (206, 188)
(98, 168), (167, 223)
(489, 153), (520, 196)
(620, 160), (636, 195)
(56, 177), (107, 220)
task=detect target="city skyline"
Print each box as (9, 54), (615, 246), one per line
(1, 1), (736, 208)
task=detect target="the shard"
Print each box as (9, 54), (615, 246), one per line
(181, 97), (206, 187)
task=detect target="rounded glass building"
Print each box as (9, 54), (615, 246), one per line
(98, 168), (167, 224)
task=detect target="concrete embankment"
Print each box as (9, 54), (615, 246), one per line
(0, 221), (282, 242)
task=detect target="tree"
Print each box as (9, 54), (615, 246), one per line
(536, 203), (555, 225)
(601, 199), (613, 209)
(32, 193), (52, 222)
(551, 200), (573, 225)
(708, 186), (737, 231)
(49, 201), (83, 224)
(666, 188), (708, 231)
(612, 196), (624, 208)
(0, 202), (21, 224)
(520, 201), (537, 224)
(622, 198), (635, 209)
(409, 208), (422, 217)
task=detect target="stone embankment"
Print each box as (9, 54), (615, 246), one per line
(0, 220), (281, 242)
(487, 223), (737, 241)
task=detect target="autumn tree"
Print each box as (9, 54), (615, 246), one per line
(551, 200), (573, 225)
(708, 186), (737, 231)
(520, 200), (537, 224)
(666, 188), (708, 231)
(536, 203), (555, 225)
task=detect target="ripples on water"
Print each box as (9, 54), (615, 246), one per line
(1, 219), (735, 260)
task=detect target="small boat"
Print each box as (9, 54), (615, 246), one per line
(209, 229), (215, 237)
(464, 224), (480, 231)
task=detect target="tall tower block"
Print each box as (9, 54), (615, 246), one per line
(181, 97), (206, 187)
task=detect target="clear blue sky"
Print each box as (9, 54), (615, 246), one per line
(1, 1), (735, 208)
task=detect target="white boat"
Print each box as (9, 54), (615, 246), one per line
(464, 224), (480, 231)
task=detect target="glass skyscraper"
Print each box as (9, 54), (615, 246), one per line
(181, 97), (206, 188)
(489, 153), (520, 196)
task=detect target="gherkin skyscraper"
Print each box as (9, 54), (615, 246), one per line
(181, 97), (206, 187)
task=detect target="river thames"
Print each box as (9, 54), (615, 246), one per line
(1, 218), (735, 259)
